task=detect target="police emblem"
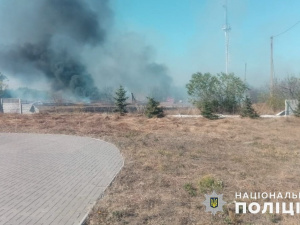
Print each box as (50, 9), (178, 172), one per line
(203, 191), (226, 215)
(210, 197), (218, 208)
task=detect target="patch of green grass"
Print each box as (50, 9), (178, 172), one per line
(224, 216), (232, 224)
(111, 209), (135, 222)
(124, 131), (139, 138)
(183, 183), (197, 197)
(158, 150), (172, 157)
(198, 175), (223, 193)
(112, 210), (125, 221)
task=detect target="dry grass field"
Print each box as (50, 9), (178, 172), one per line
(1, 112), (300, 224)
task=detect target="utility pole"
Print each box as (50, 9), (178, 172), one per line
(269, 20), (300, 98)
(244, 63), (247, 83)
(244, 62), (248, 97)
(270, 36), (274, 97)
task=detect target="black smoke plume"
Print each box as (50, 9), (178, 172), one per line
(0, 0), (174, 101)
(0, 0), (111, 99)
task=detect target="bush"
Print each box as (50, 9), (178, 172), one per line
(198, 175), (223, 193)
(183, 183), (197, 197)
(240, 96), (259, 118)
(145, 97), (164, 118)
(186, 72), (247, 114)
(200, 101), (219, 120)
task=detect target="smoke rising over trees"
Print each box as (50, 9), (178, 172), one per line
(0, 0), (173, 100)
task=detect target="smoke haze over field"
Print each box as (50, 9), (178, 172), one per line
(1, 0), (300, 101)
(0, 0), (173, 100)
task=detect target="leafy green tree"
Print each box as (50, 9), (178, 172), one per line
(186, 72), (219, 104)
(114, 85), (128, 115)
(145, 97), (164, 118)
(218, 73), (247, 113)
(240, 96), (259, 118)
(186, 72), (247, 113)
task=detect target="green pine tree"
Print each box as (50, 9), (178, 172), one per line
(114, 85), (128, 115)
(201, 101), (219, 120)
(145, 97), (164, 118)
(293, 100), (300, 117)
(240, 96), (259, 118)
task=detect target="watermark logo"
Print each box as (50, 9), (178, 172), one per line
(210, 197), (218, 208)
(235, 192), (300, 215)
(203, 190), (226, 215)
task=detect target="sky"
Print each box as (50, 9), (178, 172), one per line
(1, 0), (300, 97)
(111, 0), (300, 87)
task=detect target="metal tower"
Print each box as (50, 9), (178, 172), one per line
(222, 1), (231, 74)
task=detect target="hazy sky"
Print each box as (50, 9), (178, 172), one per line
(111, 0), (300, 87)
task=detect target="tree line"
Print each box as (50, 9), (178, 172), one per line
(2, 70), (300, 119)
(186, 72), (258, 119)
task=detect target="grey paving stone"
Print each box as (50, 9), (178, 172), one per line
(0, 133), (124, 225)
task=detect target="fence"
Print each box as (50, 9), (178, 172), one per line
(285, 99), (298, 116)
(0, 98), (39, 114)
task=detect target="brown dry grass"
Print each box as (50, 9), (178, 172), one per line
(253, 103), (283, 115)
(163, 107), (200, 115)
(1, 112), (300, 224)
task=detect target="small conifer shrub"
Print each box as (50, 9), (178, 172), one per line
(201, 101), (219, 120)
(145, 97), (164, 118)
(240, 96), (259, 118)
(114, 85), (128, 115)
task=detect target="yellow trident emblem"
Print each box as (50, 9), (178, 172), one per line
(210, 197), (218, 208)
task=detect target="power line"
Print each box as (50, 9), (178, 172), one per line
(273, 20), (300, 38)
(270, 19), (300, 97)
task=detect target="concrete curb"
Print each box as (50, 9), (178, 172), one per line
(78, 137), (125, 225)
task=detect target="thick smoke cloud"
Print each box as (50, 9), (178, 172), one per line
(0, 0), (110, 99)
(5, 40), (101, 99)
(86, 32), (173, 100)
(0, 0), (173, 101)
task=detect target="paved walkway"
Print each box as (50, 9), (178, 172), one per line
(0, 133), (124, 225)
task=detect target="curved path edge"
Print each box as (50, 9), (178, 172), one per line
(0, 133), (124, 225)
